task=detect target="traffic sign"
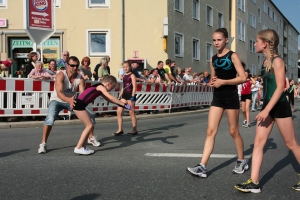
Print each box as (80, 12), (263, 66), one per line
(24, 0), (56, 45)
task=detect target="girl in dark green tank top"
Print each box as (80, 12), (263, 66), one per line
(235, 29), (300, 194)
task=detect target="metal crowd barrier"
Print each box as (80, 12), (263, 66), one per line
(0, 78), (213, 118)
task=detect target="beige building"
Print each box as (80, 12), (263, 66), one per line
(0, 0), (298, 80)
(230, 0), (299, 80)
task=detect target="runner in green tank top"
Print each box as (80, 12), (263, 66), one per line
(235, 29), (300, 193)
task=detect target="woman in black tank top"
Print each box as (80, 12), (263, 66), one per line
(186, 28), (248, 178)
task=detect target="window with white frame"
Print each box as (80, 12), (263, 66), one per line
(88, 0), (110, 8)
(273, 11), (277, 22)
(206, 5), (213, 26)
(192, 0), (200, 20)
(175, 32), (184, 57)
(238, 0), (245, 12)
(250, 39), (256, 53)
(175, 0), (184, 13)
(252, 0), (256, 4)
(258, 8), (261, 23)
(206, 43), (213, 62)
(249, 13), (256, 28)
(0, 0), (7, 7)
(238, 20), (245, 41)
(192, 38), (200, 60)
(263, 1), (267, 13)
(218, 12), (224, 28)
(87, 30), (110, 56)
(268, 7), (272, 18)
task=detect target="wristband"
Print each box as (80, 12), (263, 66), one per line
(130, 96), (136, 102)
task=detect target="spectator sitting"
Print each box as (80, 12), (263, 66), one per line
(29, 61), (53, 80)
(46, 59), (57, 78)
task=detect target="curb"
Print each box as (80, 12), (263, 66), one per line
(0, 108), (210, 129)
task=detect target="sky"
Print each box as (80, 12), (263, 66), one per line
(272, 0), (300, 50)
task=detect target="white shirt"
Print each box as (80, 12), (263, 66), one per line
(251, 81), (260, 92)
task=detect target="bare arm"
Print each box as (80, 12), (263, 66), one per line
(164, 73), (171, 83)
(97, 85), (127, 107)
(55, 72), (77, 108)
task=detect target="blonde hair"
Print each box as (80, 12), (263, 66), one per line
(102, 75), (117, 88)
(257, 29), (279, 72)
(99, 57), (107, 66)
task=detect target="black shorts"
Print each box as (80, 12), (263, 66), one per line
(122, 93), (137, 101)
(240, 94), (252, 102)
(73, 99), (87, 111)
(211, 91), (239, 109)
(261, 101), (292, 119)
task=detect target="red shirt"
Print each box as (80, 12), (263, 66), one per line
(0, 60), (12, 68)
(241, 80), (252, 95)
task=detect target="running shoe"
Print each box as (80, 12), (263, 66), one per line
(235, 179), (261, 193)
(186, 164), (207, 178)
(242, 120), (247, 126)
(88, 136), (101, 147)
(74, 147), (94, 155)
(244, 123), (250, 128)
(233, 159), (249, 174)
(292, 173), (300, 191)
(38, 142), (47, 154)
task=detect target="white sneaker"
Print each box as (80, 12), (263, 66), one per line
(242, 120), (247, 127)
(87, 136), (101, 147)
(38, 142), (47, 154)
(74, 147), (94, 155)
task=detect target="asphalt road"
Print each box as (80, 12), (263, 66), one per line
(0, 101), (300, 200)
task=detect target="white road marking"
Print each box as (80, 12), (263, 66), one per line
(145, 153), (252, 159)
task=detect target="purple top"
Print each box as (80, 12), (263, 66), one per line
(77, 83), (103, 105)
(123, 74), (133, 94)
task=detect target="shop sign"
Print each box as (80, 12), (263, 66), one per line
(0, 19), (8, 28)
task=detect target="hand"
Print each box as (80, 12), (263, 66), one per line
(130, 96), (136, 102)
(68, 96), (76, 109)
(255, 109), (269, 122)
(124, 103), (132, 110)
(210, 77), (224, 88)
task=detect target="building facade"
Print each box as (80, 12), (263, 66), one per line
(0, 0), (298, 80)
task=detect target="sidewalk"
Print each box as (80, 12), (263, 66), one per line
(0, 107), (210, 129)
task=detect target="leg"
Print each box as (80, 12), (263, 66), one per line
(115, 99), (126, 133)
(251, 116), (275, 183)
(276, 117), (300, 164)
(241, 101), (246, 121)
(251, 91), (258, 111)
(245, 99), (251, 125)
(127, 100), (137, 133)
(200, 106), (224, 165)
(74, 110), (94, 149)
(225, 109), (245, 160)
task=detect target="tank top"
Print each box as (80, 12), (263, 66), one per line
(261, 57), (287, 104)
(77, 83), (103, 106)
(122, 74), (133, 94)
(211, 51), (237, 92)
(241, 80), (252, 95)
(50, 70), (81, 103)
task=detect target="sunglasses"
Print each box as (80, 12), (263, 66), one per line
(68, 63), (78, 68)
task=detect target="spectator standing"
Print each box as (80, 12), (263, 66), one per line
(251, 76), (260, 111)
(46, 59), (57, 77)
(186, 28), (248, 178)
(25, 52), (38, 78)
(97, 57), (109, 81)
(79, 56), (92, 80)
(156, 61), (171, 83)
(241, 69), (254, 128)
(287, 79), (297, 112)
(164, 59), (177, 83)
(93, 56), (110, 80)
(28, 61), (53, 80)
(203, 71), (210, 84)
(56, 51), (69, 68)
(183, 68), (194, 83)
(130, 61), (145, 82)
(0, 58), (13, 77)
(174, 67), (185, 84)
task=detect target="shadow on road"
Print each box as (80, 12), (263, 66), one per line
(70, 193), (101, 200)
(207, 138), (277, 176)
(0, 149), (30, 158)
(96, 123), (187, 152)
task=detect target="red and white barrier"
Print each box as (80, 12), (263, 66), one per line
(0, 78), (213, 117)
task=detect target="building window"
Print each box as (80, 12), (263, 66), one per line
(258, 8), (261, 23)
(206, 5), (213, 26)
(192, 38), (200, 60)
(87, 30), (110, 56)
(0, 0), (7, 7)
(251, 0), (256, 4)
(249, 13), (256, 28)
(88, 0), (110, 8)
(268, 7), (272, 18)
(280, 19), (283, 29)
(273, 11), (277, 22)
(206, 43), (213, 62)
(238, 20), (245, 42)
(174, 32), (184, 57)
(175, 0), (184, 13)
(263, 1), (267, 13)
(218, 12), (224, 28)
(238, 0), (245, 12)
(250, 39), (256, 53)
(192, 0), (200, 20)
